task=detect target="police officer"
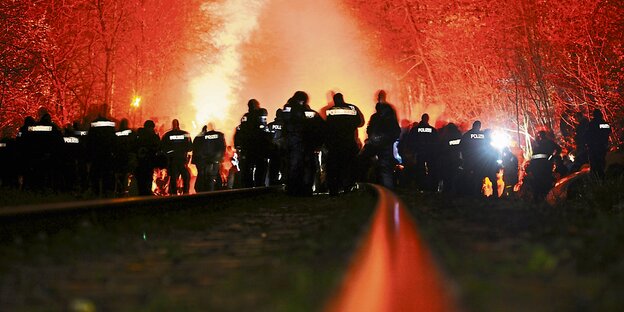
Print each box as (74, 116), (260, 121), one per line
(135, 120), (161, 196)
(60, 124), (82, 192)
(571, 111), (590, 172)
(459, 120), (486, 196)
(360, 90), (401, 189)
(114, 118), (136, 196)
(324, 93), (364, 195)
(437, 122), (463, 193)
(404, 113), (439, 191)
(193, 123), (226, 192)
(235, 99), (271, 187)
(585, 109), (611, 179)
(15, 116), (36, 190)
(29, 113), (64, 191)
(501, 146), (519, 197)
(282, 91), (325, 196)
(267, 109), (286, 185)
(162, 119), (192, 195)
(526, 131), (561, 200)
(87, 105), (117, 197)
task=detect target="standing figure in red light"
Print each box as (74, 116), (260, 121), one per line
(459, 120), (486, 197)
(359, 90), (401, 189)
(403, 113), (439, 191)
(585, 109), (612, 179)
(87, 104), (117, 197)
(234, 99), (271, 187)
(325, 92), (365, 195)
(162, 119), (192, 195)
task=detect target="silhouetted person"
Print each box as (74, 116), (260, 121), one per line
(29, 113), (63, 191)
(282, 91), (325, 196)
(501, 146), (519, 197)
(585, 109), (611, 179)
(403, 113), (439, 191)
(135, 120), (161, 196)
(360, 90), (400, 189)
(459, 120), (486, 196)
(87, 104), (117, 197)
(234, 99), (271, 187)
(571, 111), (590, 172)
(325, 93), (365, 195)
(114, 118), (136, 196)
(437, 122), (463, 194)
(193, 123), (226, 192)
(267, 108), (286, 185)
(526, 131), (560, 200)
(162, 119), (192, 194)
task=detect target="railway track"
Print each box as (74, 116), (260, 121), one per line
(0, 185), (455, 311)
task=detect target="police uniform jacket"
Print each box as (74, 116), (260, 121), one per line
(193, 130), (226, 164)
(366, 102), (400, 148)
(162, 129), (192, 162)
(586, 118), (611, 152)
(325, 102), (364, 149)
(87, 117), (117, 162)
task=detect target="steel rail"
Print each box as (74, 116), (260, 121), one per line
(326, 184), (457, 312)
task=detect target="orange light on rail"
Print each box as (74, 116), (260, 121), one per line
(326, 185), (456, 312)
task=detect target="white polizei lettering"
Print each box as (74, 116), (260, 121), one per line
(600, 123), (610, 129)
(76, 131), (88, 136)
(205, 134), (219, 140)
(449, 139), (461, 146)
(28, 126), (53, 132)
(170, 135), (186, 140)
(91, 121), (115, 128)
(417, 127), (432, 133)
(63, 137), (80, 144)
(305, 112), (316, 118)
(327, 108), (357, 116)
(531, 154), (549, 160)
(283, 107), (291, 113)
(272, 125), (282, 130)
(115, 129), (132, 137)
(0, 143), (6, 147)
(470, 134), (485, 139)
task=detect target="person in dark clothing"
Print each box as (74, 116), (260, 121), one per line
(267, 109), (286, 185)
(437, 122), (463, 194)
(87, 105), (117, 197)
(526, 131), (561, 200)
(324, 93), (365, 195)
(459, 121), (487, 196)
(60, 124), (81, 192)
(282, 91), (325, 196)
(28, 113), (64, 191)
(193, 123), (226, 192)
(0, 130), (18, 188)
(234, 99), (271, 187)
(114, 118), (136, 196)
(501, 146), (519, 197)
(16, 116), (37, 190)
(135, 120), (161, 196)
(571, 111), (590, 172)
(483, 129), (502, 197)
(162, 119), (192, 195)
(403, 113), (439, 191)
(585, 109), (611, 179)
(359, 90), (401, 189)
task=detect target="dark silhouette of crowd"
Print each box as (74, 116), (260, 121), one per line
(0, 93), (618, 202)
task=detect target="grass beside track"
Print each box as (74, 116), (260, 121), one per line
(398, 175), (624, 312)
(0, 190), (376, 312)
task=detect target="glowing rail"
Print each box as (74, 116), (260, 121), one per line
(326, 184), (456, 312)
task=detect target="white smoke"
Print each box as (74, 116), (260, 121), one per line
(189, 0), (265, 132)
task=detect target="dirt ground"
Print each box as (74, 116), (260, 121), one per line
(0, 191), (376, 312)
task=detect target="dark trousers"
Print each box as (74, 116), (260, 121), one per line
(359, 144), (395, 189)
(286, 145), (316, 196)
(90, 158), (114, 197)
(168, 160), (189, 195)
(196, 162), (221, 192)
(588, 148), (607, 179)
(326, 146), (357, 194)
(241, 154), (267, 187)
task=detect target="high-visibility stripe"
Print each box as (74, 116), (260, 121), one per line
(305, 111), (316, 118)
(449, 139), (461, 146)
(75, 131), (88, 136)
(115, 129), (132, 137)
(328, 108), (357, 116)
(90, 121), (115, 128)
(205, 134), (219, 139)
(169, 134), (187, 140)
(63, 137), (80, 144)
(531, 153), (549, 159)
(28, 126), (53, 132)
(470, 134), (484, 139)
(417, 127), (432, 133)
(600, 123), (610, 129)
(0, 143), (6, 148)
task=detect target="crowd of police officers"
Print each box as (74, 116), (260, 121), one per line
(0, 91), (616, 201)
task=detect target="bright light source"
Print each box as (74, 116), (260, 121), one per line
(490, 130), (511, 150)
(131, 96), (141, 108)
